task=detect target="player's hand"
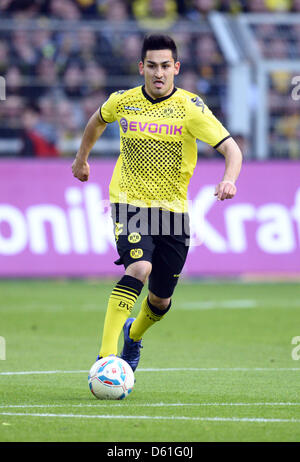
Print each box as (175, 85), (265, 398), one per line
(214, 180), (237, 201)
(72, 157), (90, 182)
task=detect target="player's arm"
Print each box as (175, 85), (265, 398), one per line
(214, 137), (243, 201)
(72, 110), (107, 182)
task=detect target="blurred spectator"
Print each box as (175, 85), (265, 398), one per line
(31, 29), (56, 61)
(65, 27), (113, 69)
(291, 0), (300, 10)
(218, 0), (245, 13)
(49, 0), (81, 20)
(267, 37), (289, 59)
(80, 91), (120, 142)
(75, 28), (98, 63)
(0, 0), (43, 18)
(199, 143), (218, 158)
(194, 34), (223, 65)
(193, 34), (223, 91)
(73, 0), (99, 18)
(0, 0), (297, 160)
(0, 0), (12, 16)
(34, 57), (59, 99)
(84, 62), (107, 94)
(11, 30), (37, 73)
(270, 70), (291, 95)
(179, 70), (200, 94)
(4, 66), (25, 98)
(39, 96), (57, 126)
(56, 98), (81, 144)
(268, 88), (285, 113)
(132, 0), (178, 30)
(2, 95), (24, 132)
(99, 1), (131, 63)
(291, 24), (300, 43)
(81, 93), (107, 121)
(63, 63), (85, 99)
(185, 0), (217, 19)
(254, 24), (277, 42)
(265, 0), (292, 10)
(19, 103), (59, 157)
(172, 31), (193, 67)
(245, 0), (268, 12)
(116, 34), (142, 75)
(233, 134), (250, 159)
(0, 41), (10, 75)
(271, 100), (300, 159)
(54, 31), (79, 72)
(100, 0), (130, 21)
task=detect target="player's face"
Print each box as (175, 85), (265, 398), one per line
(139, 49), (180, 99)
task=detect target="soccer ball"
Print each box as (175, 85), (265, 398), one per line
(88, 356), (135, 400)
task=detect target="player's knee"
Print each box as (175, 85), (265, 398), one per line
(148, 292), (171, 310)
(125, 261), (152, 284)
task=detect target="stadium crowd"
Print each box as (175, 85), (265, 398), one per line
(0, 0), (299, 159)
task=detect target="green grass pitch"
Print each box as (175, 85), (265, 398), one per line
(0, 278), (300, 442)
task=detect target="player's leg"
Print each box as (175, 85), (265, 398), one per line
(98, 204), (154, 358)
(98, 262), (151, 358)
(128, 290), (171, 342)
(129, 224), (189, 343)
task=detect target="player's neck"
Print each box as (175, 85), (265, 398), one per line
(142, 85), (176, 103)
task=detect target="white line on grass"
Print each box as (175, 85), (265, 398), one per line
(1, 368), (300, 376)
(178, 300), (257, 310)
(177, 299), (300, 310)
(3, 299), (300, 313)
(1, 403), (300, 409)
(0, 370), (87, 376)
(1, 412), (300, 423)
(137, 368), (300, 372)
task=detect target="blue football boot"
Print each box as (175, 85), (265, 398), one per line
(120, 317), (143, 372)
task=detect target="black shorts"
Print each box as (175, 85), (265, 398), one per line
(111, 203), (190, 299)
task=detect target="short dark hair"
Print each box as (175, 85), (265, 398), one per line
(141, 34), (178, 62)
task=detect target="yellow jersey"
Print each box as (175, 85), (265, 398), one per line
(100, 85), (230, 213)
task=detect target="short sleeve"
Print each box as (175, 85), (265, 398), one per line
(186, 96), (230, 148)
(99, 92), (119, 124)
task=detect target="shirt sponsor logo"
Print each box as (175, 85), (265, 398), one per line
(121, 119), (183, 136)
(120, 117), (128, 133)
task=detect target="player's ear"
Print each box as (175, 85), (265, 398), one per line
(174, 61), (180, 76)
(138, 61), (144, 76)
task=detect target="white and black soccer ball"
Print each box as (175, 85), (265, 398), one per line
(88, 356), (135, 400)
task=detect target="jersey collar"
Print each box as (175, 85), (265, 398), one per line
(142, 85), (177, 104)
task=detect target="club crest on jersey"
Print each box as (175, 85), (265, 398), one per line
(130, 248), (143, 259)
(120, 117), (128, 133)
(128, 232), (141, 244)
(163, 106), (174, 117)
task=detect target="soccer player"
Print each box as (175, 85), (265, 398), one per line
(72, 34), (243, 372)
